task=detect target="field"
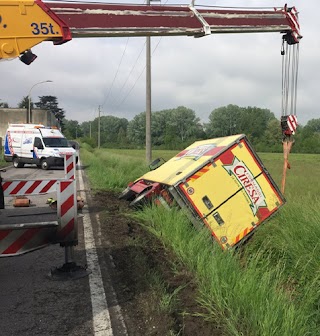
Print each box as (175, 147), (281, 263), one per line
(81, 144), (320, 336)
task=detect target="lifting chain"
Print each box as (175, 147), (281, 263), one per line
(280, 34), (300, 194)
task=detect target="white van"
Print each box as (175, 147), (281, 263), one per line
(4, 124), (78, 170)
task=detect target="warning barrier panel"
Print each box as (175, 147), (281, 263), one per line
(55, 180), (78, 245)
(64, 154), (75, 180)
(0, 154), (78, 257)
(2, 179), (57, 196)
(0, 226), (56, 257)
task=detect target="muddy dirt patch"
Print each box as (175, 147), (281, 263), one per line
(91, 190), (221, 336)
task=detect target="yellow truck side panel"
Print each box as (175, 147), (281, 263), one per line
(176, 137), (284, 248)
(204, 191), (258, 248)
(178, 139), (264, 218)
(203, 178), (283, 249)
(229, 140), (264, 177)
(179, 161), (239, 218)
(254, 173), (284, 212)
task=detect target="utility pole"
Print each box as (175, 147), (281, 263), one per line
(89, 122), (92, 138)
(98, 105), (101, 149)
(145, 0), (152, 164)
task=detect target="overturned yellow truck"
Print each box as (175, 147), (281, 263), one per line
(120, 134), (285, 250)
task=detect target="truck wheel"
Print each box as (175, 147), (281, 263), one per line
(41, 159), (49, 170)
(13, 157), (24, 168)
(119, 187), (136, 201)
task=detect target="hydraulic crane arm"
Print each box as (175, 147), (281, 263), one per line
(47, 2), (301, 39)
(0, 0), (301, 63)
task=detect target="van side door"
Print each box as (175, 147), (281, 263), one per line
(33, 137), (44, 160)
(21, 131), (34, 159)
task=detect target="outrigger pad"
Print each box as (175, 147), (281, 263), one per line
(48, 262), (91, 281)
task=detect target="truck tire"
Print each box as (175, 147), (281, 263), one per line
(13, 157), (24, 168)
(40, 159), (49, 170)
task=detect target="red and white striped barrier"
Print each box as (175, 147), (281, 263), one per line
(55, 180), (78, 245)
(64, 154), (75, 180)
(0, 154), (78, 256)
(2, 179), (57, 196)
(0, 227), (55, 257)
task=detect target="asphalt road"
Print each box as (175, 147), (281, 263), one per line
(0, 162), (127, 336)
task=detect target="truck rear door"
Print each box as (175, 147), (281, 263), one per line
(175, 138), (284, 249)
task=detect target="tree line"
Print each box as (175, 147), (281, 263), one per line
(64, 105), (320, 154)
(1, 96), (66, 124)
(2, 96), (319, 153)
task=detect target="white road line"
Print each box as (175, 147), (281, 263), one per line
(78, 160), (113, 336)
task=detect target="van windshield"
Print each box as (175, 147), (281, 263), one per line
(43, 137), (69, 148)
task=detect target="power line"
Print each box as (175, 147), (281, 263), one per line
(75, 0), (168, 114)
(99, 0), (148, 113)
(113, 0), (168, 107)
(100, 37), (130, 110)
(109, 40), (146, 107)
(115, 37), (162, 107)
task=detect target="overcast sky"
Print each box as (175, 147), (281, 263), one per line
(0, 0), (317, 126)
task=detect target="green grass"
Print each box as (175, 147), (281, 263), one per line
(80, 148), (149, 191)
(80, 146), (320, 335)
(134, 206), (315, 336)
(259, 152), (320, 198)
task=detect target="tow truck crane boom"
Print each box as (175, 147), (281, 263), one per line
(0, 0), (301, 63)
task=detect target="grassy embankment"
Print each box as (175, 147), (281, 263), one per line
(81, 143), (320, 336)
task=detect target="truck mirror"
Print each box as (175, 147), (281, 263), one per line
(149, 157), (166, 171)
